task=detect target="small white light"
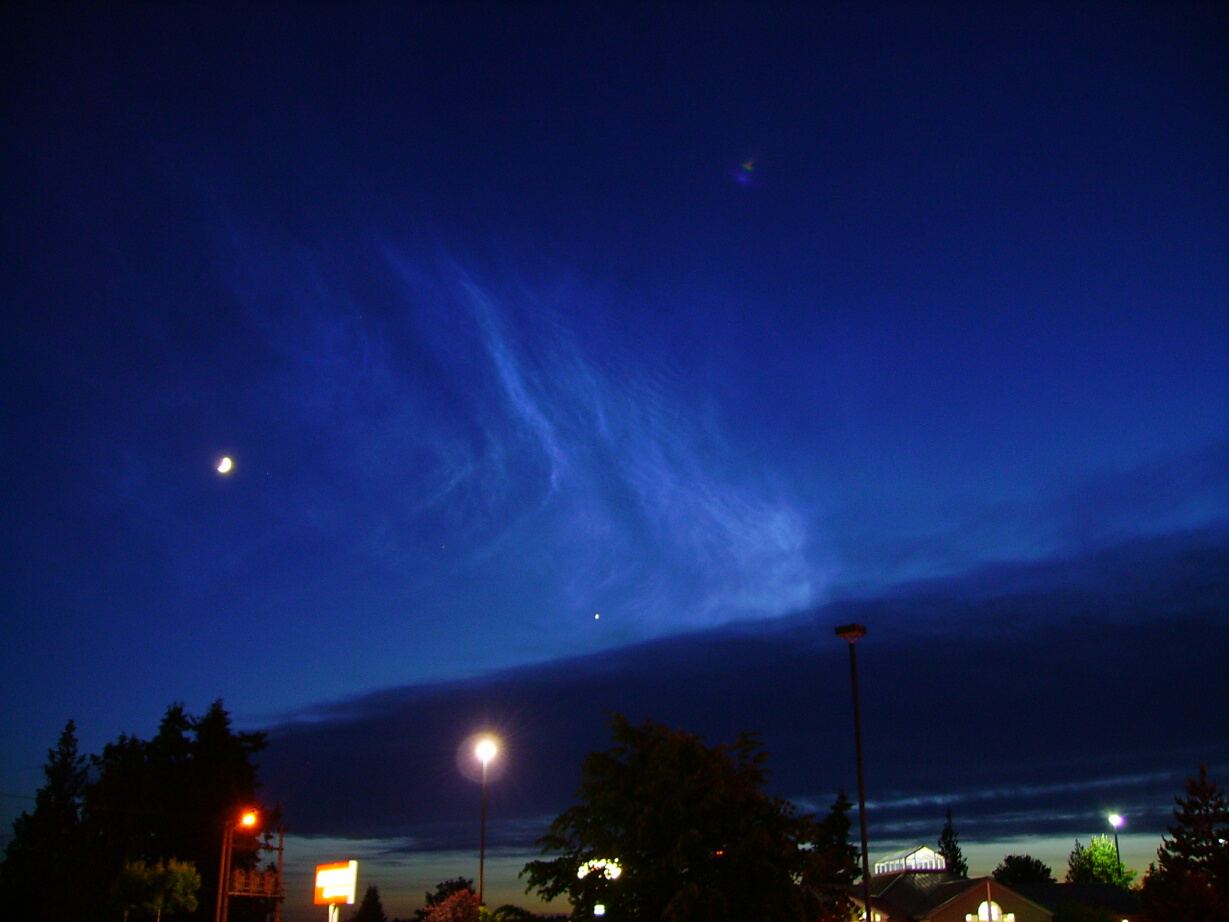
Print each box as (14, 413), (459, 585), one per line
(594, 905), (605, 917)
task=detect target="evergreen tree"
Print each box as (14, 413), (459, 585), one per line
(0, 702), (271, 922)
(183, 700), (270, 922)
(1065, 835), (1135, 887)
(1140, 763), (1229, 921)
(354, 884), (390, 922)
(937, 808), (968, 877)
(0, 721), (88, 922)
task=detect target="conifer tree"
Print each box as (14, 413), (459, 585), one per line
(0, 722), (88, 922)
(1141, 763), (1229, 921)
(937, 808), (968, 877)
(354, 884), (390, 922)
(0, 702), (270, 922)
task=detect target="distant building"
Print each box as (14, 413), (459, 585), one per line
(874, 845), (949, 875)
(852, 847), (1144, 922)
(854, 870), (1050, 922)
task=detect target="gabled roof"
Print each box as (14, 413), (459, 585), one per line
(869, 870), (964, 917)
(923, 878), (1052, 920)
(864, 874), (1053, 921)
(1013, 882), (1143, 914)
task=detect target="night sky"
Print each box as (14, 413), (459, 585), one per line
(2, 2), (1226, 919)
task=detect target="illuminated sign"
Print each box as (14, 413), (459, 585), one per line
(314, 861), (357, 905)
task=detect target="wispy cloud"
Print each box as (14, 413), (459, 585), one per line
(375, 251), (826, 634)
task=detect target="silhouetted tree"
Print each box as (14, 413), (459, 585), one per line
(0, 702), (270, 922)
(521, 715), (858, 922)
(1066, 835), (1135, 887)
(0, 721), (88, 922)
(992, 853), (1054, 887)
(1140, 763), (1229, 921)
(937, 808), (968, 877)
(1051, 903), (1115, 922)
(353, 884), (390, 922)
(488, 906), (541, 922)
(414, 878), (476, 922)
(422, 888), (479, 922)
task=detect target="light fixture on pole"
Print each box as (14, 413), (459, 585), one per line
(215, 809), (259, 922)
(1108, 813), (1124, 880)
(836, 623), (873, 922)
(476, 737), (498, 908)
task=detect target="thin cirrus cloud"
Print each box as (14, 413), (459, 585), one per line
(211, 227), (825, 643)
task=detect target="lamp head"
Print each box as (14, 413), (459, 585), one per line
(239, 810), (259, 829)
(1108, 813), (1124, 829)
(476, 738), (497, 765)
(835, 623), (867, 642)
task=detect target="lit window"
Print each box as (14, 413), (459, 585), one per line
(966, 902), (1004, 921)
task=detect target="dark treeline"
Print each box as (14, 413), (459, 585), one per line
(0, 701), (272, 922)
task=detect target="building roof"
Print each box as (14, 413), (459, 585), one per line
(1013, 882), (1143, 915)
(864, 873), (1054, 921)
(869, 870), (965, 917)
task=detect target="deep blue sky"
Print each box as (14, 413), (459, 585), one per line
(2, 1), (1226, 916)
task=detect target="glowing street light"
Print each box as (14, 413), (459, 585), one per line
(215, 809), (260, 922)
(475, 736), (499, 907)
(1108, 813), (1124, 879)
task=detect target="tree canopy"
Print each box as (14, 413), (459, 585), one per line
(1140, 763), (1229, 921)
(936, 808), (968, 877)
(0, 701), (271, 922)
(521, 715), (858, 922)
(992, 854), (1054, 887)
(422, 888), (480, 922)
(414, 878), (476, 922)
(114, 858), (201, 922)
(1065, 835), (1135, 888)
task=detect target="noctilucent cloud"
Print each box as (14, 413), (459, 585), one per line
(1, 2), (1226, 914)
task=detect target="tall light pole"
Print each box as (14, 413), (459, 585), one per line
(215, 809), (258, 922)
(476, 737), (498, 908)
(836, 623), (873, 922)
(1108, 813), (1124, 881)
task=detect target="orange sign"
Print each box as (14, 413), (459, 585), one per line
(314, 861), (357, 905)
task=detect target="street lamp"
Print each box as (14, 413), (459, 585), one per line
(215, 809), (259, 922)
(836, 623), (873, 922)
(475, 737), (498, 908)
(1108, 813), (1124, 880)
